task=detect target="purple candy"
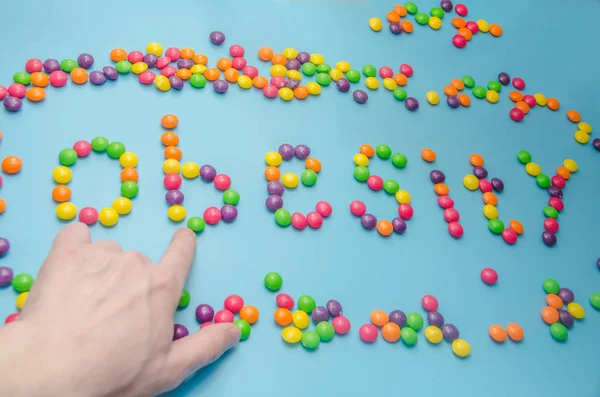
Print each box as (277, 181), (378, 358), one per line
(3, 97), (22, 111)
(0, 266), (13, 287)
(296, 52), (310, 64)
(558, 288), (574, 304)
(278, 144), (295, 160)
(177, 59), (194, 69)
(389, 310), (407, 327)
(43, 59), (60, 74)
(200, 165), (217, 181)
(392, 217), (407, 233)
(491, 177), (504, 192)
(143, 54), (158, 68)
(77, 53), (94, 69)
(311, 306), (330, 323)
(336, 78), (350, 92)
(430, 170), (446, 184)
(294, 144), (311, 160)
(353, 89), (368, 104)
(220, 204), (238, 222)
(361, 213), (377, 229)
(173, 324), (189, 340)
(165, 190), (184, 205)
(542, 231), (557, 246)
(440, 0), (453, 12)
(213, 79), (229, 93)
(548, 185), (563, 199)
(405, 97), (419, 111)
(267, 180), (285, 196)
(441, 323), (459, 341)
(447, 96), (460, 108)
(498, 72), (511, 86)
(473, 166), (488, 179)
(169, 75), (184, 90)
(389, 22), (402, 34)
(286, 59), (301, 70)
(209, 31), (226, 45)
(89, 71), (107, 85)
(103, 66), (119, 80)
(558, 309), (574, 328)
(428, 311), (445, 327)
(326, 299), (343, 317)
(0, 238), (9, 256)
(285, 79), (300, 90)
(597, 257), (600, 270)
(266, 195), (284, 212)
(593, 138), (600, 152)
(195, 304), (215, 323)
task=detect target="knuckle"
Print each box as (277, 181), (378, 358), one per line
(153, 268), (177, 291)
(122, 250), (146, 265)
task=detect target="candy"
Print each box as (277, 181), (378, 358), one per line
(0, 266), (13, 286)
(406, 312), (424, 331)
(310, 306), (330, 324)
(441, 323), (459, 341)
(392, 218), (407, 234)
(401, 327), (418, 346)
(405, 97), (419, 111)
(234, 319), (251, 341)
(452, 34), (467, 48)
(316, 321), (335, 343)
(382, 322), (401, 343)
(589, 293), (600, 310)
(441, 0), (453, 11)
(506, 323), (524, 342)
(350, 200), (367, 216)
(359, 323), (378, 343)
(209, 31), (226, 45)
(510, 108), (524, 122)
(203, 207), (221, 225)
(452, 339), (470, 357)
(274, 308), (293, 326)
(12, 273), (33, 292)
(463, 174), (479, 190)
(332, 316), (351, 334)
(195, 304), (215, 323)
(187, 217), (206, 233)
(78, 207), (98, 225)
(298, 295), (316, 314)
(276, 293), (294, 309)
(426, 91), (440, 105)
(567, 302), (585, 319)
(425, 326), (443, 344)
(481, 268), (498, 285)
(353, 90), (368, 104)
(173, 324), (189, 341)
(167, 205), (186, 222)
(541, 306), (559, 324)
(368, 17), (383, 31)
(550, 323), (568, 341)
(427, 311), (444, 327)
(221, 205), (238, 222)
(421, 148), (436, 162)
(301, 331), (320, 350)
(293, 310), (310, 329)
(215, 309), (235, 323)
(281, 326), (303, 344)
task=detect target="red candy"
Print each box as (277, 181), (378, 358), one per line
(224, 294), (244, 313)
(232, 57), (247, 69)
(455, 4), (468, 16)
(479, 179), (493, 193)
(359, 323), (378, 343)
(50, 70), (68, 87)
(165, 47), (181, 61)
(379, 66), (393, 79)
(156, 57), (171, 69)
(270, 76), (286, 88)
(523, 95), (536, 108)
(367, 175), (383, 191)
(242, 66), (258, 79)
(204, 206), (222, 224)
(25, 58), (43, 73)
(214, 309), (235, 323)
(501, 228), (518, 244)
(332, 315), (351, 335)
(398, 203), (414, 220)
(276, 293), (295, 309)
(452, 34), (467, 48)
(512, 77), (525, 90)
(551, 175), (566, 189)
(78, 207), (99, 225)
(306, 211), (323, 228)
(5, 312), (20, 324)
(139, 71), (156, 85)
(544, 218), (559, 233)
(399, 64), (413, 77)
(510, 108), (524, 122)
(229, 45), (245, 58)
(73, 140), (92, 157)
(443, 208), (460, 223)
(438, 195), (455, 209)
(481, 268), (498, 285)
(549, 197), (564, 211)
(0, 85), (7, 100)
(291, 212), (307, 230)
(127, 51), (144, 64)
(421, 295), (439, 311)
(161, 66), (177, 77)
(350, 200), (367, 216)
(8, 84), (26, 98)
(213, 174), (231, 190)
(164, 173), (182, 190)
(263, 85), (279, 98)
(315, 201), (332, 217)
(448, 222), (464, 238)
(466, 21), (479, 34)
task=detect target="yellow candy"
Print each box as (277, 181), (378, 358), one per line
(282, 47), (298, 59)
(56, 202), (77, 220)
(426, 91), (440, 105)
(477, 19), (489, 32)
(281, 172), (299, 188)
(365, 77), (379, 90)
(463, 174), (479, 190)
(154, 75), (171, 91)
(98, 207), (119, 227)
(163, 159), (181, 174)
(567, 302), (585, 319)
(265, 152), (283, 166)
(16, 292), (28, 310)
(353, 153), (369, 166)
(563, 159), (578, 172)
(383, 78), (397, 91)
(534, 93), (547, 106)
(292, 310), (310, 329)
(425, 326), (443, 344)
(281, 326), (303, 344)
(287, 70), (302, 81)
(270, 64), (287, 77)
(145, 42), (163, 56)
(52, 166), (72, 184)
(336, 61), (350, 72)
(190, 64), (206, 75)
(237, 75), (252, 89)
(112, 197), (132, 215)
(368, 17), (383, 31)
(429, 16), (442, 30)
(578, 122), (592, 134)
(395, 190), (411, 204)
(309, 54), (324, 65)
(131, 62), (148, 75)
(181, 162), (200, 179)
(279, 87), (294, 101)
(486, 90), (499, 103)
(168, 205), (187, 222)
(119, 152), (138, 168)
(306, 82), (321, 95)
(483, 204), (498, 220)
(452, 339), (471, 357)
(525, 162), (542, 176)
(329, 68), (344, 82)
(574, 130), (589, 144)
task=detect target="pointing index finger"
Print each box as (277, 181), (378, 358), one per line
(159, 228), (197, 289)
(52, 222), (91, 249)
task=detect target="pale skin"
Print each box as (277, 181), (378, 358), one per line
(0, 223), (240, 397)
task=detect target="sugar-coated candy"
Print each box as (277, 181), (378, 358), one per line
(103, 66), (118, 80)
(11, 273), (33, 292)
(326, 300), (343, 317)
(506, 323), (524, 342)
(453, 34), (467, 48)
(209, 31), (226, 45)
(589, 293), (600, 310)
(421, 295), (438, 311)
(0, 266), (14, 286)
(452, 339), (470, 357)
(298, 295), (316, 314)
(558, 288), (574, 304)
(441, 0), (453, 11)
(220, 204), (238, 222)
(353, 89), (368, 104)
(173, 324), (189, 341)
(349, 200), (367, 216)
(276, 293), (294, 309)
(293, 310), (310, 329)
(428, 311), (444, 327)
(567, 302), (585, 319)
(311, 306), (330, 323)
(203, 207), (221, 225)
(332, 316), (351, 335)
(215, 309), (235, 323)
(405, 97), (419, 111)
(401, 327), (418, 346)
(315, 201), (332, 217)
(359, 323), (378, 343)
(441, 323), (459, 341)
(294, 144), (311, 159)
(550, 323), (568, 341)
(391, 217), (406, 234)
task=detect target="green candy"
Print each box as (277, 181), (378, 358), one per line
(404, 2), (418, 14)
(264, 272), (283, 291)
(301, 331), (320, 350)
(391, 153), (408, 168)
(353, 166), (370, 182)
(430, 7), (445, 18)
(589, 293), (600, 310)
(178, 289), (190, 308)
(107, 142), (126, 159)
(223, 189), (240, 205)
(187, 217), (206, 233)
(536, 174), (551, 188)
(376, 144), (392, 159)
(298, 295), (316, 314)
(362, 65), (376, 77)
(488, 219), (504, 234)
(383, 180), (400, 195)
(59, 148), (78, 166)
(346, 69), (361, 83)
(301, 62), (317, 76)
(401, 327), (418, 345)
(13, 72), (31, 85)
(316, 321), (335, 342)
(115, 60), (133, 74)
(274, 208), (291, 227)
(301, 169), (318, 186)
(472, 86), (487, 98)
(415, 12), (429, 25)
(12, 273), (34, 293)
(544, 206), (558, 219)
(189, 74), (207, 88)
(91, 136), (109, 152)
(406, 312), (424, 331)
(120, 181), (139, 199)
(316, 64), (331, 73)
(550, 323), (568, 341)
(461, 76), (475, 88)
(393, 87), (407, 101)
(235, 319), (251, 341)
(487, 81), (502, 92)
(517, 150), (532, 164)
(315, 72), (331, 86)
(60, 59), (78, 72)
(543, 278), (560, 294)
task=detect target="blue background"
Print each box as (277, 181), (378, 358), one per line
(0, 0), (599, 396)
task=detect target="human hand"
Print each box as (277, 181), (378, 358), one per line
(0, 223), (240, 397)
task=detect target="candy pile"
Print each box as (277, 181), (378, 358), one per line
(359, 309), (423, 346)
(350, 144), (413, 237)
(421, 295), (471, 357)
(463, 154), (522, 244)
(541, 279), (584, 342)
(190, 295), (260, 342)
(566, 113), (596, 150)
(52, 137), (138, 227)
(451, 13), (502, 48)
(517, 151), (577, 246)
(264, 144), (331, 230)
(507, 77), (562, 122)
(488, 323), (524, 343)
(0, 243), (34, 325)
(160, 115), (239, 232)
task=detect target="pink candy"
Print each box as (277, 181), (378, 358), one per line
(481, 268), (498, 285)
(49, 71), (68, 87)
(306, 212), (323, 228)
(551, 175), (565, 189)
(232, 57), (247, 69)
(4, 313), (20, 324)
(79, 207), (99, 225)
(501, 228), (518, 244)
(25, 58), (43, 73)
(479, 179), (493, 193)
(127, 51), (144, 64)
(276, 293), (294, 309)
(156, 57), (172, 69)
(523, 95), (536, 108)
(452, 34), (467, 48)
(379, 66), (393, 79)
(332, 315), (351, 334)
(291, 212), (307, 230)
(214, 174), (231, 190)
(512, 77), (526, 90)
(164, 174), (182, 190)
(544, 218), (559, 233)
(270, 76), (286, 88)
(398, 203), (414, 220)
(455, 3), (468, 16)
(161, 66), (177, 77)
(0, 85), (7, 100)
(510, 108), (524, 122)
(421, 295), (439, 311)
(263, 85), (279, 98)
(165, 47), (181, 61)
(367, 175), (383, 191)
(224, 294), (244, 313)
(214, 309), (234, 323)
(73, 140), (92, 157)
(549, 197), (564, 211)
(443, 208), (460, 222)
(229, 45), (245, 58)
(399, 63), (413, 77)
(315, 201), (332, 217)
(438, 195), (454, 209)
(242, 66), (258, 79)
(8, 84), (26, 98)
(203, 206), (221, 225)
(139, 71), (156, 85)
(359, 323), (378, 343)
(448, 221), (464, 238)
(350, 200), (366, 216)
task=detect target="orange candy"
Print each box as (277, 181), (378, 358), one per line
(224, 68), (240, 83)
(0, 198), (5, 214)
(204, 68), (221, 81)
(258, 46), (274, 62)
(180, 48), (195, 59)
(1, 156), (22, 174)
(489, 325), (507, 342)
(515, 101), (530, 114)
(70, 68), (88, 84)
(164, 146), (182, 161)
(120, 167), (139, 183)
(546, 294), (563, 310)
(161, 132), (179, 146)
(421, 148), (436, 162)
(393, 73), (408, 86)
(271, 54), (287, 65)
(444, 85), (458, 96)
(253, 76), (268, 89)
(546, 98), (560, 111)
(377, 220), (393, 236)
(469, 154), (484, 167)
(217, 57), (233, 71)
(489, 24), (503, 37)
(26, 87), (46, 102)
(541, 306), (559, 324)
(482, 192), (498, 205)
(193, 54), (208, 65)
(506, 323), (524, 342)
(176, 68), (191, 80)
(401, 20), (413, 33)
(52, 185), (71, 202)
(566, 110), (581, 122)
(239, 305), (260, 324)
(161, 114), (179, 129)
(458, 93), (471, 107)
(273, 308), (293, 326)
(509, 91), (524, 102)
(452, 17), (466, 28)
(264, 166), (281, 181)
(509, 220), (524, 235)
(360, 144), (375, 157)
(30, 72), (49, 87)
(556, 166), (571, 180)
(387, 11), (401, 23)
(381, 322), (401, 342)
(450, 78), (465, 91)
(110, 48), (127, 62)
(393, 5), (407, 16)
(434, 183), (449, 195)
(458, 27), (473, 40)
(370, 310), (389, 327)
(293, 86), (309, 99)
(305, 158), (322, 172)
